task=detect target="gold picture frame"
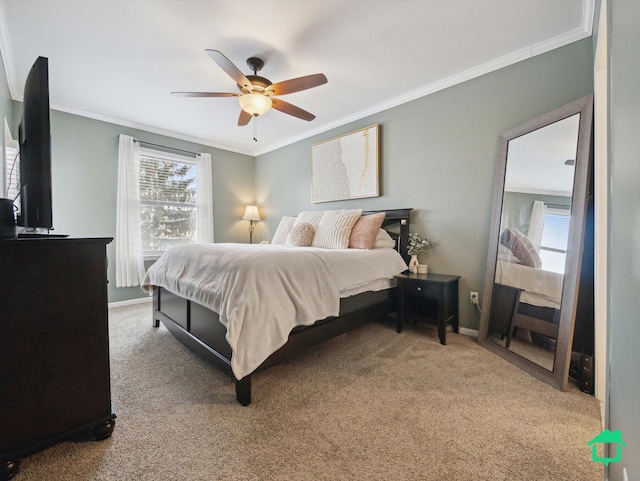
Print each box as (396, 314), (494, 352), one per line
(311, 124), (379, 203)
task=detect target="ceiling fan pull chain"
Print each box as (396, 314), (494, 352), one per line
(253, 115), (258, 142)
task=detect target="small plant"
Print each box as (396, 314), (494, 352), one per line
(407, 233), (432, 256)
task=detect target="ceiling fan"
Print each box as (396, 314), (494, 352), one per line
(172, 50), (328, 128)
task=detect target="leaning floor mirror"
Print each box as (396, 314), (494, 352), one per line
(477, 94), (594, 390)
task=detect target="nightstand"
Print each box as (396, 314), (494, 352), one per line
(395, 272), (460, 345)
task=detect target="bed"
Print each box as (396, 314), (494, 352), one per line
(493, 254), (563, 348)
(142, 208), (411, 405)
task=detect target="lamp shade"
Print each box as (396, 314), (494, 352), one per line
(238, 93), (272, 116)
(242, 205), (261, 221)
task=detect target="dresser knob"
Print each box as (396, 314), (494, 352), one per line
(416, 286), (422, 291)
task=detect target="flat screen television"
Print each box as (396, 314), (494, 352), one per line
(17, 56), (53, 230)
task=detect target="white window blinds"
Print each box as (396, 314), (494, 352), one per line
(540, 208), (570, 252)
(138, 148), (197, 254)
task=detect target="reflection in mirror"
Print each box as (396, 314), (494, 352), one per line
(487, 114), (580, 370)
(477, 94), (593, 391)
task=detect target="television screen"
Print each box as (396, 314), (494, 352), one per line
(18, 56), (52, 230)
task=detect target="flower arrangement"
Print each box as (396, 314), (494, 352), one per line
(407, 233), (432, 256)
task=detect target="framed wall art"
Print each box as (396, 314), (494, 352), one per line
(311, 124), (379, 203)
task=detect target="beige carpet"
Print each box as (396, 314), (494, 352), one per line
(15, 303), (603, 481)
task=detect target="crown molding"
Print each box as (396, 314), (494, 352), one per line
(50, 101), (255, 156)
(254, 11), (594, 156)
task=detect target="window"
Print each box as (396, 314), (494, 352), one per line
(539, 206), (570, 273)
(139, 148), (197, 256)
(4, 145), (19, 201)
(3, 118), (19, 203)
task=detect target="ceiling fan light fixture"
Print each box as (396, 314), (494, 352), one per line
(239, 93), (272, 116)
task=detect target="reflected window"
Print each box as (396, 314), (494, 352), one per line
(539, 207), (570, 273)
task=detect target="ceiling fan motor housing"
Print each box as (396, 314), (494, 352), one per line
(245, 75), (272, 91)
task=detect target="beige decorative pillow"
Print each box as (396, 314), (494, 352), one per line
(312, 209), (362, 249)
(285, 222), (314, 247)
(271, 216), (297, 245)
(374, 228), (396, 248)
(349, 213), (386, 249)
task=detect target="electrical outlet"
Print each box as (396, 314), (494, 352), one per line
(470, 291), (479, 305)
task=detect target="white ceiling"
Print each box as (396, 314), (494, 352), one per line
(0, 0), (593, 156)
(505, 114), (580, 197)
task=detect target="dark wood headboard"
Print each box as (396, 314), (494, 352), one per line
(363, 208), (412, 264)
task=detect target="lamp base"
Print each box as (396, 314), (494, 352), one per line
(248, 220), (255, 244)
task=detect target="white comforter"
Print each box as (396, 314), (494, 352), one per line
(142, 243), (407, 379)
(495, 260), (563, 309)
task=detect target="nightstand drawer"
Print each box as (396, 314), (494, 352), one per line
(402, 279), (442, 299)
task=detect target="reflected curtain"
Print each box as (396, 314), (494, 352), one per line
(115, 135), (145, 287)
(528, 200), (547, 252)
(196, 153), (214, 243)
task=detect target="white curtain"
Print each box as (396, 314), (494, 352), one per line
(528, 200), (547, 252)
(115, 135), (145, 287)
(196, 152), (214, 243)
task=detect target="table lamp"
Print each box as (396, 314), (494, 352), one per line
(242, 205), (261, 243)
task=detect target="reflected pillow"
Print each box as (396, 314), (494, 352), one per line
(349, 213), (386, 249)
(497, 244), (520, 264)
(499, 228), (541, 268)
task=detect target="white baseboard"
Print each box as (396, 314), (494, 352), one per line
(108, 296), (152, 309)
(459, 327), (479, 337)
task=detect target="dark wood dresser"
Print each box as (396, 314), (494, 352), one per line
(0, 237), (115, 480)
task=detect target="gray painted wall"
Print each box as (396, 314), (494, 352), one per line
(8, 105), (255, 303)
(256, 39), (594, 330)
(608, 1), (640, 479)
(0, 50), (11, 124)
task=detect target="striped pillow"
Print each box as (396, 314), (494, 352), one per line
(292, 211), (324, 231)
(311, 209), (363, 249)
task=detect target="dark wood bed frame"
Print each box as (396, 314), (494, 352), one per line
(152, 208), (412, 405)
(489, 283), (560, 349)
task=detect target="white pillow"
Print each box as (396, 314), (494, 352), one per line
(311, 209), (362, 249)
(271, 216), (297, 245)
(373, 228), (396, 249)
(292, 211), (324, 231)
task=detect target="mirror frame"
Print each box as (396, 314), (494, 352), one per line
(477, 94), (594, 390)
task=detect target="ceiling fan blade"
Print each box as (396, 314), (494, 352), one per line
(171, 92), (239, 97)
(238, 109), (252, 126)
(206, 49), (252, 90)
(268, 73), (327, 96)
(271, 98), (316, 121)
